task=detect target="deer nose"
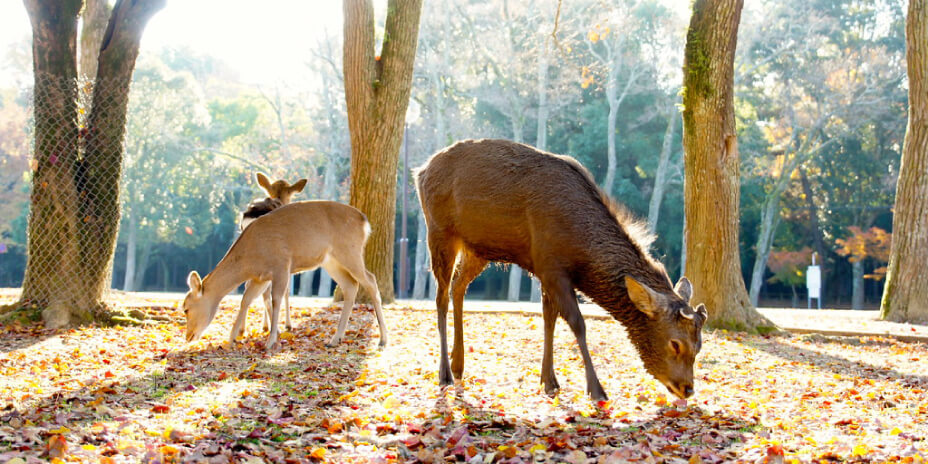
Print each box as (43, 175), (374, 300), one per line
(683, 384), (694, 398)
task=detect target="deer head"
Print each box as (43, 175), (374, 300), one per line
(625, 275), (707, 399)
(256, 172), (308, 204)
(183, 271), (219, 342)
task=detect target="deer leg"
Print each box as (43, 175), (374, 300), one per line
(324, 261), (359, 347)
(449, 250), (487, 379)
(261, 287), (272, 332)
(551, 277), (607, 402)
(265, 270), (289, 351)
(232, 280), (269, 344)
(429, 233), (457, 386)
(540, 288), (560, 396)
(359, 269), (387, 348)
(335, 247), (388, 348)
(283, 290), (292, 331)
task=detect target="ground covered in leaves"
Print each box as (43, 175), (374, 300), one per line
(0, 298), (926, 463)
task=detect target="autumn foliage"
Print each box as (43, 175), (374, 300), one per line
(835, 226), (892, 280)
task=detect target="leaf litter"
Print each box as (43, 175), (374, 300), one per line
(0, 298), (925, 463)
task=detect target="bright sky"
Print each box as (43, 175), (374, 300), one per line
(0, 1), (350, 87)
(1, 1), (691, 88)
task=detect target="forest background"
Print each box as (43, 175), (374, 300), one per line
(0, 0), (908, 310)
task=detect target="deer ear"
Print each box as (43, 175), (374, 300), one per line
(674, 276), (693, 303)
(626, 276), (661, 319)
(256, 172), (272, 191)
(187, 271), (202, 294)
(292, 178), (308, 193)
(695, 303), (708, 324)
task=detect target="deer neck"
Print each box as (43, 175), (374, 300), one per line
(201, 258), (249, 305)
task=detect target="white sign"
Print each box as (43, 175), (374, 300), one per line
(806, 265), (821, 299)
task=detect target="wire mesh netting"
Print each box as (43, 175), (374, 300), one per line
(6, 74), (128, 313)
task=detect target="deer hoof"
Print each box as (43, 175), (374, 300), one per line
(589, 386), (608, 402)
(543, 377), (560, 397)
(439, 364), (454, 386)
(326, 336), (341, 347)
(378, 339), (388, 349)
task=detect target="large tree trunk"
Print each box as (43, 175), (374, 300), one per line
(343, 0), (423, 304)
(647, 104), (678, 234)
(682, 0), (774, 332)
(18, 0), (165, 327)
(881, 0), (928, 324)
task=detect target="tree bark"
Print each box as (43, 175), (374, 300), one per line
(530, 34), (550, 304)
(343, 0), (423, 304)
(881, 0), (928, 323)
(122, 211), (137, 291)
(412, 209), (429, 300)
(647, 103), (678, 234)
(79, 0), (111, 80)
(682, 0), (775, 332)
(748, 185), (784, 306)
(799, 169), (828, 303)
(18, 0), (165, 327)
(852, 259), (865, 310)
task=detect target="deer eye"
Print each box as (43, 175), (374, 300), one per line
(668, 339), (684, 356)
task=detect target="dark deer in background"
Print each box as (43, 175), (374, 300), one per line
(239, 172), (308, 333)
(415, 139), (707, 401)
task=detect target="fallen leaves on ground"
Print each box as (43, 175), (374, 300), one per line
(0, 298), (926, 463)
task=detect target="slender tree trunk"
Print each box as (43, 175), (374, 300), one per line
(799, 169), (828, 303)
(682, 0), (774, 332)
(881, 0), (928, 323)
(507, 116), (525, 301)
(17, 0), (165, 327)
(123, 212), (137, 291)
(749, 190), (784, 306)
(530, 34), (550, 303)
(852, 259), (865, 310)
(343, 0), (423, 304)
(604, 86), (619, 197)
(133, 242), (151, 291)
(412, 208), (429, 299)
(647, 104), (678, 234)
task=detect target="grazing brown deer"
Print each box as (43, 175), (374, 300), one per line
(415, 139), (707, 401)
(184, 201), (387, 350)
(239, 173), (308, 332)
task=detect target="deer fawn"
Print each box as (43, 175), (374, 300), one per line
(184, 201), (388, 350)
(239, 173), (308, 333)
(416, 139), (706, 401)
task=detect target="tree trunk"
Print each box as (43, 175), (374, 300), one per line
(507, 115), (525, 302)
(18, 0), (165, 327)
(122, 211), (137, 291)
(799, 169), (828, 303)
(530, 34), (550, 304)
(412, 208), (430, 300)
(851, 259), (865, 310)
(79, 0), (110, 80)
(748, 190), (783, 306)
(881, 0), (928, 323)
(604, 86), (619, 197)
(133, 241), (151, 291)
(647, 104), (678, 234)
(682, 0), (774, 332)
(343, 0), (423, 304)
